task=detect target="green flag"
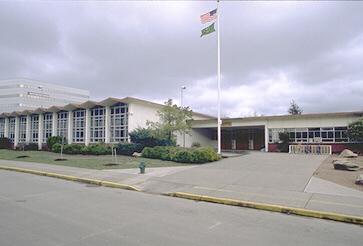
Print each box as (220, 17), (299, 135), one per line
(200, 23), (215, 37)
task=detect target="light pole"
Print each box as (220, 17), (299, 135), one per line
(180, 86), (186, 147)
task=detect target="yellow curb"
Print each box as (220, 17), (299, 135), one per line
(0, 165), (140, 192)
(167, 192), (363, 225)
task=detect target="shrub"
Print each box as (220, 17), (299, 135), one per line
(81, 144), (111, 155)
(63, 144), (83, 154)
(16, 143), (38, 151)
(52, 143), (62, 153)
(0, 137), (12, 149)
(348, 118), (363, 142)
(191, 142), (201, 148)
(277, 132), (290, 153)
(116, 143), (143, 156)
(141, 146), (221, 164)
(129, 128), (175, 148)
(47, 136), (63, 150)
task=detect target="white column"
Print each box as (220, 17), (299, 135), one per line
(67, 111), (73, 144)
(105, 106), (110, 144)
(14, 116), (19, 149)
(264, 124), (269, 152)
(25, 115), (31, 143)
(52, 112), (57, 136)
(4, 118), (9, 138)
(85, 109), (90, 146)
(38, 114), (44, 150)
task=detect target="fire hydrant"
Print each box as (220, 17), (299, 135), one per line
(139, 161), (146, 174)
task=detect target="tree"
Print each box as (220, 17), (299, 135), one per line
(288, 100), (303, 115)
(347, 118), (363, 142)
(147, 99), (193, 143)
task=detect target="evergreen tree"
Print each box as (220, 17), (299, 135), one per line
(288, 100), (303, 115)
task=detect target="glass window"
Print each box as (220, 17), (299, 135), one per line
(43, 113), (52, 143)
(110, 103), (128, 143)
(0, 118), (5, 138)
(73, 109), (85, 143)
(30, 115), (39, 143)
(18, 116), (27, 143)
(90, 107), (105, 143)
(57, 111), (68, 139)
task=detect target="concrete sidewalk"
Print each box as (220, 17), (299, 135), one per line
(1, 152), (363, 218)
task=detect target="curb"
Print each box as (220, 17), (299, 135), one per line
(167, 192), (363, 225)
(0, 165), (140, 192)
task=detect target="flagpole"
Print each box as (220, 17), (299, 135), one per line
(217, 0), (221, 154)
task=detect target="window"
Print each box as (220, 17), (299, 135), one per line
(57, 111), (68, 139)
(43, 113), (52, 143)
(90, 107), (105, 143)
(334, 127), (348, 142)
(8, 118), (15, 142)
(18, 116), (27, 143)
(268, 126), (350, 144)
(110, 103), (128, 142)
(73, 109), (85, 143)
(0, 118), (5, 138)
(30, 115), (39, 143)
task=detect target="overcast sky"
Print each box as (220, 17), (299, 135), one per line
(0, 1), (362, 117)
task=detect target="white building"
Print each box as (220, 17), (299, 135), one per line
(0, 97), (211, 150)
(0, 78), (90, 113)
(0, 94), (361, 153)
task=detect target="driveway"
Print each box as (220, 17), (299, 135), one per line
(142, 151), (325, 193)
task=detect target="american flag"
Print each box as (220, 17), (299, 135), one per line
(200, 9), (217, 24)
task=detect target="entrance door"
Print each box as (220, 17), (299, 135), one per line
(248, 138), (254, 150)
(231, 139), (236, 150)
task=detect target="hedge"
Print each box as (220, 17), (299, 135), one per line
(116, 143), (143, 156)
(52, 143), (111, 155)
(16, 143), (38, 151)
(141, 146), (220, 164)
(0, 137), (12, 149)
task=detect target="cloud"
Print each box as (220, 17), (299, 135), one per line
(0, 1), (362, 116)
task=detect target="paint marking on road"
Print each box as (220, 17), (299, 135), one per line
(208, 221), (222, 230)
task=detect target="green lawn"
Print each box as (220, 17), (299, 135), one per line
(0, 149), (189, 170)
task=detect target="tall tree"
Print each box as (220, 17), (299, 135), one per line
(288, 100), (303, 115)
(347, 118), (363, 142)
(147, 99), (193, 143)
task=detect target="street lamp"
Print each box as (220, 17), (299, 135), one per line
(180, 86), (186, 147)
(180, 86), (186, 108)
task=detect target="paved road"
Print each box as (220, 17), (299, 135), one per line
(0, 171), (361, 246)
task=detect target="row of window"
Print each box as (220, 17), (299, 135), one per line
(0, 103), (129, 144)
(268, 127), (350, 143)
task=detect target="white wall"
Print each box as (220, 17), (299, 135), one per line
(127, 102), (161, 132)
(266, 116), (359, 129)
(176, 128), (215, 148)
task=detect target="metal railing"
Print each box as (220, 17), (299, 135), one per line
(289, 144), (332, 155)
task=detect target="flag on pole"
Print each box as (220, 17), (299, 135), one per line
(200, 23), (215, 37)
(200, 8), (217, 24)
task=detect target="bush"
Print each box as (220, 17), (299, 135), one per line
(81, 144), (111, 155)
(348, 118), (363, 142)
(116, 143), (143, 156)
(129, 128), (175, 148)
(52, 143), (62, 153)
(63, 144), (83, 154)
(16, 143), (38, 151)
(0, 137), (12, 149)
(141, 146), (220, 164)
(47, 136), (63, 150)
(191, 142), (201, 148)
(277, 132), (290, 153)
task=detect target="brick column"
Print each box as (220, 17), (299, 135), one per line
(105, 106), (110, 143)
(67, 111), (73, 144)
(14, 116), (19, 148)
(38, 114), (44, 150)
(25, 115), (31, 143)
(85, 109), (90, 146)
(52, 112), (57, 137)
(4, 117), (9, 138)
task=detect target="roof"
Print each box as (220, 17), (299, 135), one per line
(0, 96), (214, 119)
(192, 111), (363, 125)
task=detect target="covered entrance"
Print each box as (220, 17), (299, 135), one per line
(221, 127), (265, 151)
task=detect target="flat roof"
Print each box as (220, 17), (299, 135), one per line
(192, 111), (363, 124)
(0, 96), (214, 119)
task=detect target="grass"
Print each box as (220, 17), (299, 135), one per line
(0, 149), (190, 170)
